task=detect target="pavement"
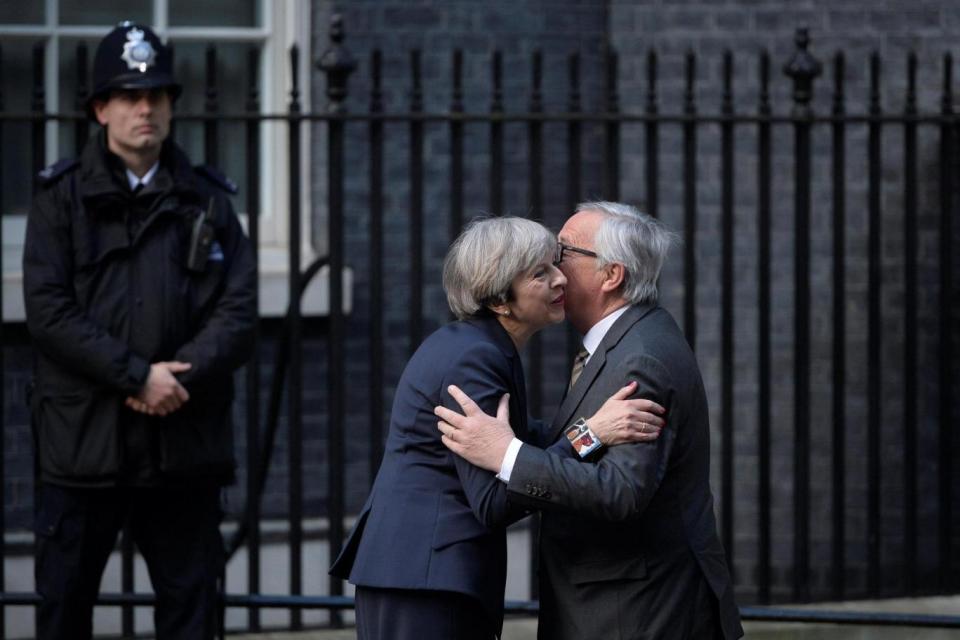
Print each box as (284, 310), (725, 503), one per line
(230, 621), (960, 640)
(228, 597), (960, 639)
(229, 618), (538, 639)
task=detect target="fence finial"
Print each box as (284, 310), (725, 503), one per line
(410, 50), (423, 112)
(75, 42), (88, 112)
(371, 50), (384, 112)
(317, 12), (356, 113)
(451, 50), (463, 113)
(942, 52), (953, 115)
(491, 51), (503, 113)
(568, 51), (581, 113)
(205, 44), (219, 114)
(530, 50), (543, 113)
(783, 28), (822, 117)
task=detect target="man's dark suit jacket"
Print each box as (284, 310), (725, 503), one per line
(331, 315), (543, 636)
(507, 304), (743, 640)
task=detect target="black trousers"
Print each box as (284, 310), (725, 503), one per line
(355, 586), (496, 640)
(34, 483), (224, 640)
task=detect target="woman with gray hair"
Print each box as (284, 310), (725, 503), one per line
(331, 216), (665, 640)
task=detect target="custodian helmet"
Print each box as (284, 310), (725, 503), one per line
(90, 21), (181, 105)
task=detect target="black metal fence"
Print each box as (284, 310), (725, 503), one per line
(0, 16), (958, 636)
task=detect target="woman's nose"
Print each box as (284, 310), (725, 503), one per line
(552, 267), (567, 287)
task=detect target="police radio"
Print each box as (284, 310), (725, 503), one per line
(187, 197), (215, 272)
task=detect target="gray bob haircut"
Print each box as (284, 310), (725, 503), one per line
(443, 216), (556, 320)
(576, 201), (676, 305)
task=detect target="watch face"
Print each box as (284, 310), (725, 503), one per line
(566, 420), (602, 458)
(566, 422), (587, 442)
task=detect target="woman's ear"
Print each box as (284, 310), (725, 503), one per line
(487, 302), (511, 317)
(600, 262), (625, 293)
(92, 99), (110, 126)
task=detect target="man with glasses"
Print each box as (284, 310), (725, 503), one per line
(23, 22), (256, 639)
(554, 241), (598, 264)
(437, 202), (742, 639)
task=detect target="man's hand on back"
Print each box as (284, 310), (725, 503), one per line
(436, 385), (514, 472)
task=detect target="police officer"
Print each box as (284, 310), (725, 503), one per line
(22, 22), (256, 639)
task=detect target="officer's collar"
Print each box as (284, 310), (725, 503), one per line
(125, 161), (159, 190)
(79, 130), (202, 206)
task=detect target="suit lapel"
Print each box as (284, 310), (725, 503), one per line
(549, 348), (605, 440)
(547, 304), (656, 443)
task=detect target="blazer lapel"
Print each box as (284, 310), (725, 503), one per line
(511, 352), (528, 436)
(465, 315), (528, 436)
(547, 304), (656, 443)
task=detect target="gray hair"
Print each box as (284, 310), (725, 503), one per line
(443, 216), (556, 319)
(576, 201), (676, 305)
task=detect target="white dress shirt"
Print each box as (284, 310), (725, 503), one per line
(126, 161), (159, 191)
(496, 305), (631, 482)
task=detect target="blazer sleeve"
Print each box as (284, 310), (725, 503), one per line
(505, 354), (678, 522)
(441, 341), (530, 529)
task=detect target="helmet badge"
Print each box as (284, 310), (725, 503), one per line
(120, 28), (156, 73)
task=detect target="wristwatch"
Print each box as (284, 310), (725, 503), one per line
(564, 417), (604, 458)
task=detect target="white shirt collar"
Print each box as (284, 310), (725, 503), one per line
(126, 161), (160, 191)
(582, 304), (630, 362)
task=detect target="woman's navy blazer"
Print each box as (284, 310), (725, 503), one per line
(330, 315), (532, 633)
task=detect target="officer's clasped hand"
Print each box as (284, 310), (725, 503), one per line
(125, 361), (191, 416)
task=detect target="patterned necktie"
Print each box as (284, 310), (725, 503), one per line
(568, 345), (589, 391)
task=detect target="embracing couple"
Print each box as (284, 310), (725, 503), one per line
(331, 202), (743, 640)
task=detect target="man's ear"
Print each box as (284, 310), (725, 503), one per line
(92, 99), (109, 126)
(600, 262), (625, 293)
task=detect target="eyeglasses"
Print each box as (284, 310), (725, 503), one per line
(554, 242), (598, 266)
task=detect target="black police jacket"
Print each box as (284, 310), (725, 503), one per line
(23, 132), (256, 487)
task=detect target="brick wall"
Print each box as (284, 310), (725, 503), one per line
(302, 0), (959, 605)
(308, 0), (613, 519)
(609, 0), (960, 601)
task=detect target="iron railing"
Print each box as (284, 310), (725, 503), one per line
(0, 15), (958, 637)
